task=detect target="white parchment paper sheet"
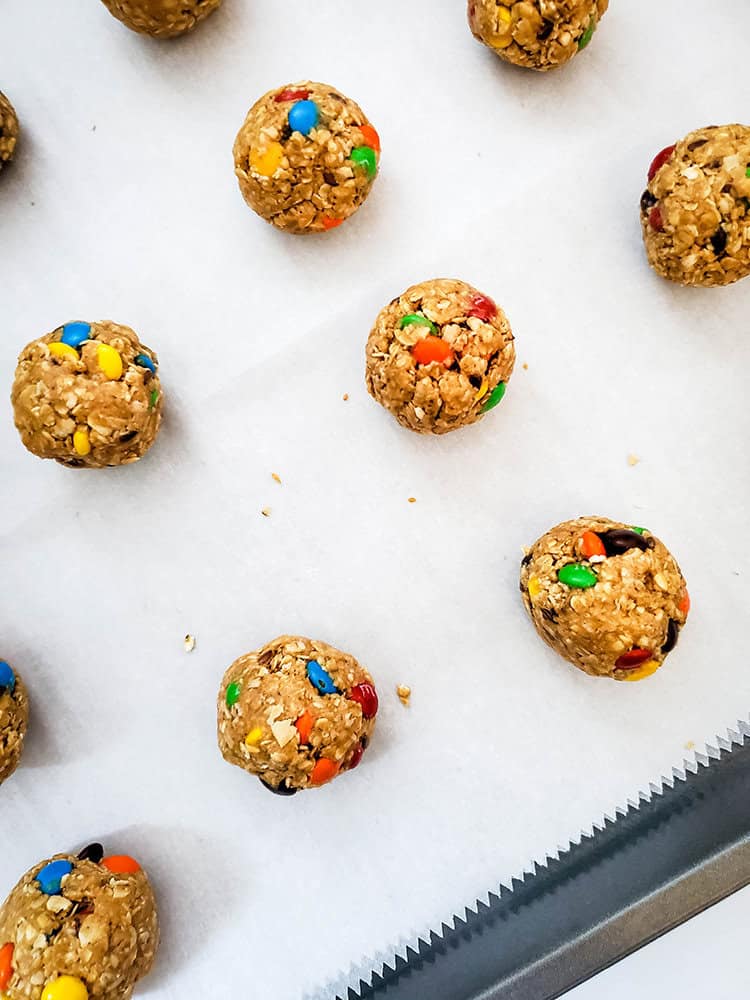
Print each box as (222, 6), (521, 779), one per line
(1, 1), (749, 998)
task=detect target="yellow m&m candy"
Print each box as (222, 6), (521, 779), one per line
(250, 142), (283, 178)
(42, 976), (89, 1000)
(97, 343), (123, 380)
(48, 342), (79, 362)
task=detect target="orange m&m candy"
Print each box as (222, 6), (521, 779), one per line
(412, 336), (453, 366)
(295, 711), (315, 745)
(580, 531), (606, 559)
(0, 942), (14, 990)
(310, 758), (339, 786)
(101, 855), (141, 875)
(358, 124), (381, 154)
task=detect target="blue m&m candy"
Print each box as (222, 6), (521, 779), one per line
(36, 859), (73, 895)
(306, 660), (340, 696)
(134, 353), (156, 374)
(288, 100), (319, 137)
(0, 661), (15, 694)
(60, 322), (92, 349)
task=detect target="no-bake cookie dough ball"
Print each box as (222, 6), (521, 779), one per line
(11, 321), (163, 469)
(217, 636), (379, 794)
(640, 124), (750, 287)
(99, 0), (222, 37)
(0, 662), (28, 787)
(0, 845), (158, 1000)
(468, 0), (608, 71)
(233, 81), (381, 234)
(365, 278), (515, 435)
(0, 91), (19, 169)
(521, 517), (690, 680)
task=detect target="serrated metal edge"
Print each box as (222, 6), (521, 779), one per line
(330, 717), (750, 1000)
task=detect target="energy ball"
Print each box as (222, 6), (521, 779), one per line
(365, 278), (515, 434)
(640, 124), (750, 287)
(217, 635), (379, 794)
(0, 91), (19, 170)
(233, 81), (381, 234)
(521, 517), (690, 681)
(0, 662), (28, 787)
(468, 0), (608, 71)
(99, 0), (222, 37)
(0, 845), (158, 1000)
(11, 320), (163, 469)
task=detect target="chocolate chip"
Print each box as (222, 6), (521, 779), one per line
(119, 431), (137, 442)
(710, 227), (727, 256)
(538, 19), (554, 40)
(541, 607), (558, 623)
(360, 735), (369, 750)
(599, 529), (652, 557)
(259, 777), (298, 796)
(521, 552), (533, 567)
(77, 843), (104, 863)
(323, 171), (337, 186)
(640, 190), (657, 213)
(468, 374), (483, 389)
(661, 618), (680, 654)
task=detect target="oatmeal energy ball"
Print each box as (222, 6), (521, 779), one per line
(218, 636), (379, 794)
(11, 321), (163, 468)
(521, 517), (690, 680)
(233, 81), (381, 234)
(0, 91), (19, 169)
(365, 278), (515, 434)
(641, 124), (750, 287)
(0, 845), (158, 1000)
(99, 0), (222, 37)
(468, 0), (608, 71)
(0, 662), (28, 787)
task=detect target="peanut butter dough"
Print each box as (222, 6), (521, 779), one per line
(468, 0), (608, 71)
(0, 663), (27, 787)
(365, 278), (515, 434)
(0, 846), (158, 1000)
(233, 81), (381, 234)
(520, 517), (689, 680)
(217, 636), (379, 794)
(640, 124), (750, 287)
(11, 321), (163, 469)
(0, 91), (19, 169)
(99, 0), (221, 37)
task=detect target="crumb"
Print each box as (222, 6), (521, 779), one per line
(272, 473), (281, 484)
(397, 685), (411, 706)
(261, 507), (271, 517)
(407, 497), (416, 503)
(684, 740), (695, 750)
(92, 125), (97, 132)
(343, 393), (349, 401)
(183, 634), (196, 653)
(522, 362), (528, 370)
(627, 454), (640, 467)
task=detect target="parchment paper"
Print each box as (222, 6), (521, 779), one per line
(1, 2), (749, 998)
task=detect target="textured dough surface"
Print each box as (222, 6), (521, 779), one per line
(640, 124), (750, 287)
(520, 516), (689, 679)
(233, 81), (380, 234)
(468, 0), (608, 71)
(0, 669), (28, 786)
(99, 0), (222, 37)
(365, 278), (515, 435)
(0, 91), (19, 167)
(0, 852), (158, 999)
(217, 635), (378, 792)
(11, 321), (163, 468)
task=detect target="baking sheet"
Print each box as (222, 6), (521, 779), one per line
(1, 2), (749, 999)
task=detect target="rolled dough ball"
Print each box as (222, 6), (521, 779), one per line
(468, 0), (608, 71)
(11, 321), (163, 469)
(233, 81), (381, 234)
(640, 124), (750, 287)
(0, 91), (19, 169)
(0, 663), (28, 787)
(520, 517), (690, 680)
(99, 0), (221, 37)
(217, 635), (379, 794)
(365, 278), (515, 434)
(0, 847), (158, 1000)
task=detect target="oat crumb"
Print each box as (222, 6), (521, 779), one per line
(184, 634), (196, 653)
(522, 362), (528, 370)
(627, 454), (640, 467)
(343, 393), (349, 401)
(397, 684), (411, 706)
(407, 497), (416, 503)
(685, 740), (696, 750)
(261, 507), (271, 517)
(272, 473), (282, 484)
